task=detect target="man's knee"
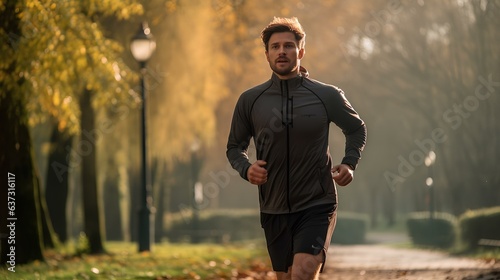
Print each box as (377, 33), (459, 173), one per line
(276, 266), (292, 280)
(292, 252), (323, 279)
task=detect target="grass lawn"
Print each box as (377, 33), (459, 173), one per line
(1, 241), (274, 279)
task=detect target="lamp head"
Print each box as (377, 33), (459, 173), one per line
(130, 22), (156, 63)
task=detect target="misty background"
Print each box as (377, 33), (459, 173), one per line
(3, 0), (498, 248)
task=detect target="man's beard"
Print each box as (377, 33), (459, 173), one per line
(270, 62), (298, 77)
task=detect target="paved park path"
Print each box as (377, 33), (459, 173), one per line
(320, 233), (500, 280)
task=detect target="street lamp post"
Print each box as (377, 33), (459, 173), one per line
(424, 151), (436, 220)
(130, 22), (156, 252)
(190, 140), (201, 243)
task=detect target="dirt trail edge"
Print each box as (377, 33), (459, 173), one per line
(321, 234), (500, 280)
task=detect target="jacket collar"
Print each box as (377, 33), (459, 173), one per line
(271, 66), (309, 89)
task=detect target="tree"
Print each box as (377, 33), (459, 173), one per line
(0, 0), (45, 264)
(45, 121), (73, 243)
(1, 0), (143, 261)
(79, 88), (105, 253)
(29, 0), (142, 253)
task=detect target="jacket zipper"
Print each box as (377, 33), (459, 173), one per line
(281, 80), (292, 213)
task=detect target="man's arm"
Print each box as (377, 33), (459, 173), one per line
(327, 87), (366, 186)
(341, 123), (367, 170)
(328, 88), (367, 170)
(226, 96), (253, 180)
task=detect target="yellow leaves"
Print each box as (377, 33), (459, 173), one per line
(83, 0), (143, 19)
(165, 0), (177, 13)
(112, 62), (122, 82)
(59, 70), (69, 82)
(76, 56), (87, 71)
(8, 0), (143, 134)
(25, 0), (35, 9)
(58, 119), (67, 131)
(116, 4), (144, 19)
(53, 90), (60, 106)
(62, 96), (72, 108)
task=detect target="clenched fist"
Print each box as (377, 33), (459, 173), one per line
(247, 160), (268, 185)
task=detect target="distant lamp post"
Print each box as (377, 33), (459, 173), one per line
(424, 151), (436, 220)
(130, 22), (156, 252)
(191, 140), (202, 243)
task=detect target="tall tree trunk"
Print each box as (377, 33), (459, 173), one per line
(0, 0), (44, 265)
(45, 122), (72, 243)
(0, 92), (45, 264)
(80, 88), (105, 253)
(104, 169), (123, 241)
(37, 173), (57, 248)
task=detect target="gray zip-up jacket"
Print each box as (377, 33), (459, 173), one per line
(226, 69), (366, 214)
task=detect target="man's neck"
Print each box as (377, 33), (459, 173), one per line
(275, 70), (300, 80)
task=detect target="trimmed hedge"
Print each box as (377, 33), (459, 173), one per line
(165, 209), (262, 243)
(459, 206), (500, 251)
(332, 212), (368, 244)
(165, 209), (368, 244)
(406, 212), (457, 249)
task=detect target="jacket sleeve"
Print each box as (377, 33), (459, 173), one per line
(226, 95), (253, 180)
(328, 88), (367, 170)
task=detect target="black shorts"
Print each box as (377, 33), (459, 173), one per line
(260, 203), (337, 272)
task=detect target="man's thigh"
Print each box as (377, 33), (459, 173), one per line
(262, 203), (337, 275)
(292, 203), (337, 275)
(261, 212), (293, 272)
(293, 203), (336, 256)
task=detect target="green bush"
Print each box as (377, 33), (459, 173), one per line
(459, 206), (500, 251)
(166, 209), (262, 243)
(332, 212), (368, 244)
(406, 212), (457, 249)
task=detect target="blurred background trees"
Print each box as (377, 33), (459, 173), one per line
(340, 0), (500, 225)
(1, 0), (498, 261)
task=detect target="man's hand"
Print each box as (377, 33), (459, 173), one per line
(332, 164), (354, 186)
(247, 160), (268, 185)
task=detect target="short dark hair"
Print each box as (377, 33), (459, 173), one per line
(261, 17), (306, 51)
